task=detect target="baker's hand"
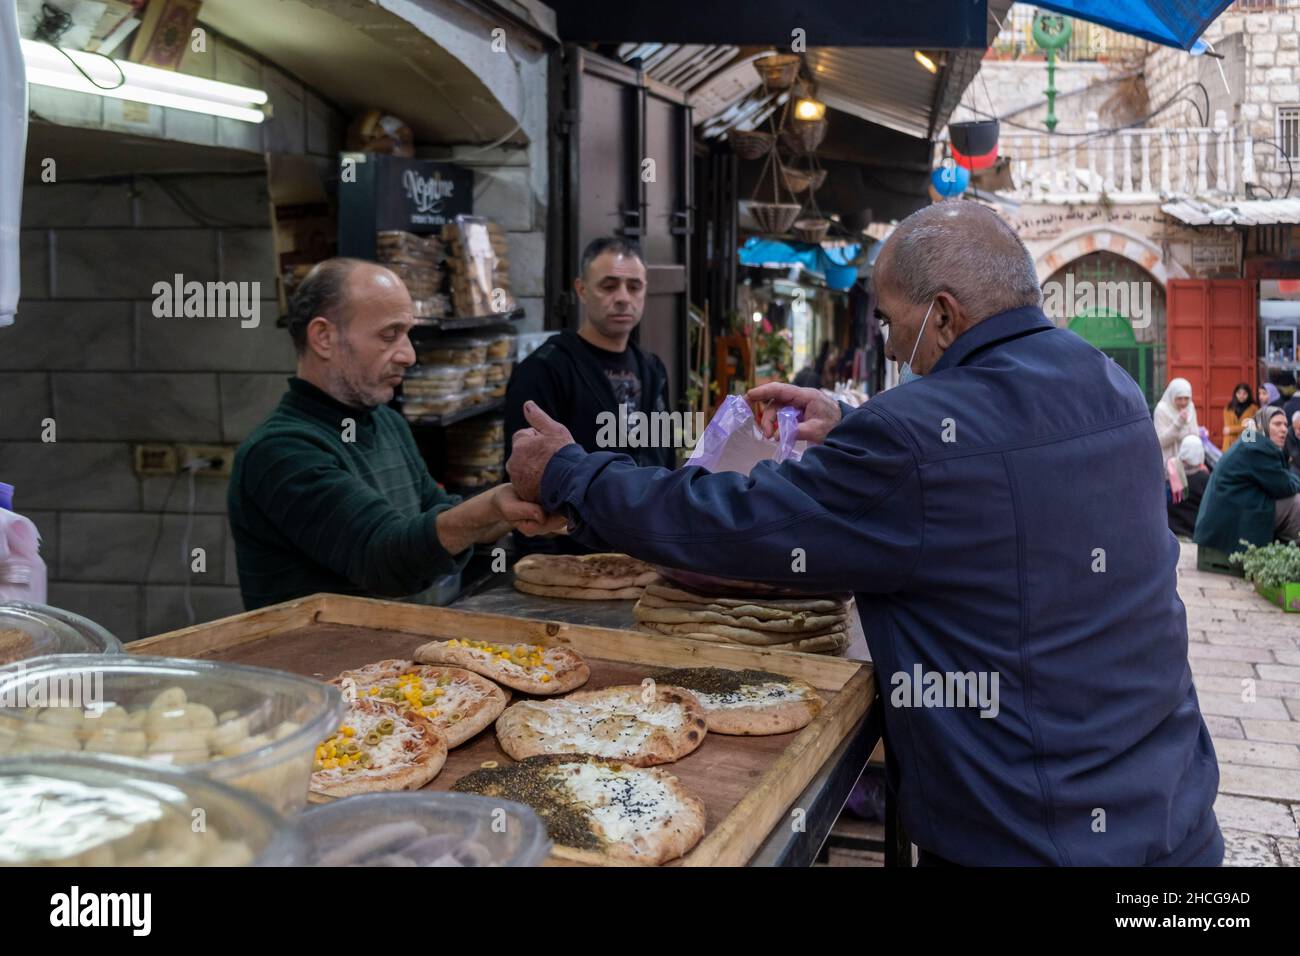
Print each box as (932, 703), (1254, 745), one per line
(507, 401), (577, 503)
(746, 382), (842, 446)
(492, 483), (568, 537)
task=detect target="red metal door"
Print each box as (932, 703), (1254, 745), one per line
(1166, 279), (1256, 446)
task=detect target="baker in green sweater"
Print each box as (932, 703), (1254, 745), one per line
(229, 258), (561, 609)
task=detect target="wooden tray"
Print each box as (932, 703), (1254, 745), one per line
(132, 593), (875, 867)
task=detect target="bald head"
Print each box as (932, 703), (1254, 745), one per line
(873, 201), (1042, 377)
(289, 256), (416, 408)
(876, 201), (1042, 320)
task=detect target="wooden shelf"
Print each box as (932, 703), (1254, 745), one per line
(411, 308), (525, 332)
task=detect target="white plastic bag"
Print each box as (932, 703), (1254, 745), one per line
(0, 483), (47, 604)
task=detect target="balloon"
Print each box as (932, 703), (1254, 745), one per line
(931, 162), (970, 198)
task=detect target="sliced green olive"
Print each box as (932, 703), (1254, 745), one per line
(364, 731), (382, 746)
(377, 719), (395, 736)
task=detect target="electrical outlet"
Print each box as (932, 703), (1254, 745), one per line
(133, 444), (178, 477)
(175, 444), (235, 477)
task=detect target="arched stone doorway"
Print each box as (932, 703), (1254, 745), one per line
(1043, 251), (1168, 409)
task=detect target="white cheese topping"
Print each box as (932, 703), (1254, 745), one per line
(517, 694), (686, 759)
(558, 763), (684, 849)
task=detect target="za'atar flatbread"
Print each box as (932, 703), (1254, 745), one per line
(514, 552), (658, 590)
(495, 684), (708, 766)
(331, 660), (509, 748)
(452, 754), (706, 865)
(654, 668), (824, 735)
(310, 699), (447, 798)
(413, 639), (589, 695)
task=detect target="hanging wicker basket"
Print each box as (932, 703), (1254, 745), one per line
(729, 129), (774, 160)
(780, 117), (828, 154)
(780, 165), (827, 193)
(750, 202), (803, 235)
(792, 217), (830, 244)
(752, 53), (801, 90)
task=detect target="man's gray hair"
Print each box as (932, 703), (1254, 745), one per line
(1292, 410), (1300, 425)
(879, 200), (1043, 319)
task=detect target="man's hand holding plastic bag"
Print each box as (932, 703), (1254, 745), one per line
(746, 382), (843, 446)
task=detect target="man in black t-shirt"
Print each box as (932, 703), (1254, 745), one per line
(505, 237), (672, 554)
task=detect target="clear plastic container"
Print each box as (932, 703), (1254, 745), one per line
(405, 364), (469, 386)
(420, 336), (490, 366)
(0, 654), (343, 814)
(296, 792), (550, 867)
(485, 332), (515, 360)
(0, 753), (303, 866)
(0, 601), (123, 664)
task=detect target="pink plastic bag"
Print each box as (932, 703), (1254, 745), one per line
(685, 395), (804, 476)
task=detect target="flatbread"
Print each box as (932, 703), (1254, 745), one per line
(452, 754), (706, 865)
(495, 684), (708, 766)
(634, 617), (848, 645)
(633, 601), (846, 633)
(310, 699), (447, 797)
(331, 660), (509, 748)
(653, 667), (824, 735)
(636, 622), (849, 655)
(514, 553), (658, 590)
(513, 580), (646, 601)
(413, 639), (588, 695)
(644, 582), (847, 613)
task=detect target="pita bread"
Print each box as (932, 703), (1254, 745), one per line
(514, 553), (658, 590)
(644, 581), (847, 613)
(653, 667), (824, 735)
(452, 755), (706, 865)
(513, 579), (646, 601)
(636, 619), (849, 650)
(495, 684), (708, 766)
(633, 601), (846, 633)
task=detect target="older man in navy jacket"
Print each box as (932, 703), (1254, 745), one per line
(508, 202), (1222, 867)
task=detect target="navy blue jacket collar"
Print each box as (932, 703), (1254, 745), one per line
(929, 305), (1055, 375)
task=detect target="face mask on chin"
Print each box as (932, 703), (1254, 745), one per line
(897, 298), (936, 384)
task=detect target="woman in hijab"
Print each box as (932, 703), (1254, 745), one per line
(1154, 377), (1198, 462)
(1195, 405), (1300, 553)
(1167, 435), (1211, 538)
(1222, 382), (1257, 451)
(1259, 383), (1281, 408)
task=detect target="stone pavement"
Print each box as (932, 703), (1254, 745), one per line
(1177, 540), (1300, 867)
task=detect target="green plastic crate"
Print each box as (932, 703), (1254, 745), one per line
(1255, 581), (1300, 613)
(1196, 546), (1244, 578)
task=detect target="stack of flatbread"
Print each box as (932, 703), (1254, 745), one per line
(633, 579), (852, 655)
(512, 553), (659, 600)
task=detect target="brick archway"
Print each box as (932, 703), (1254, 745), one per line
(1034, 225), (1188, 287)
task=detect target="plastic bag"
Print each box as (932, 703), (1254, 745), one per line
(684, 395), (804, 476)
(0, 483), (47, 604)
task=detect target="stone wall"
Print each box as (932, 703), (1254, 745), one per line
(1145, 8), (1298, 199)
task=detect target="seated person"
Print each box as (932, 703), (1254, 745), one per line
(229, 258), (555, 609)
(1287, 411), (1300, 478)
(1167, 435), (1210, 538)
(1195, 405), (1300, 555)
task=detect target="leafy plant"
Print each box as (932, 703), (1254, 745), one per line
(1228, 540), (1300, 588)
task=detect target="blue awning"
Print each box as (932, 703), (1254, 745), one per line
(1035, 1), (1235, 50)
(738, 238), (863, 291)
